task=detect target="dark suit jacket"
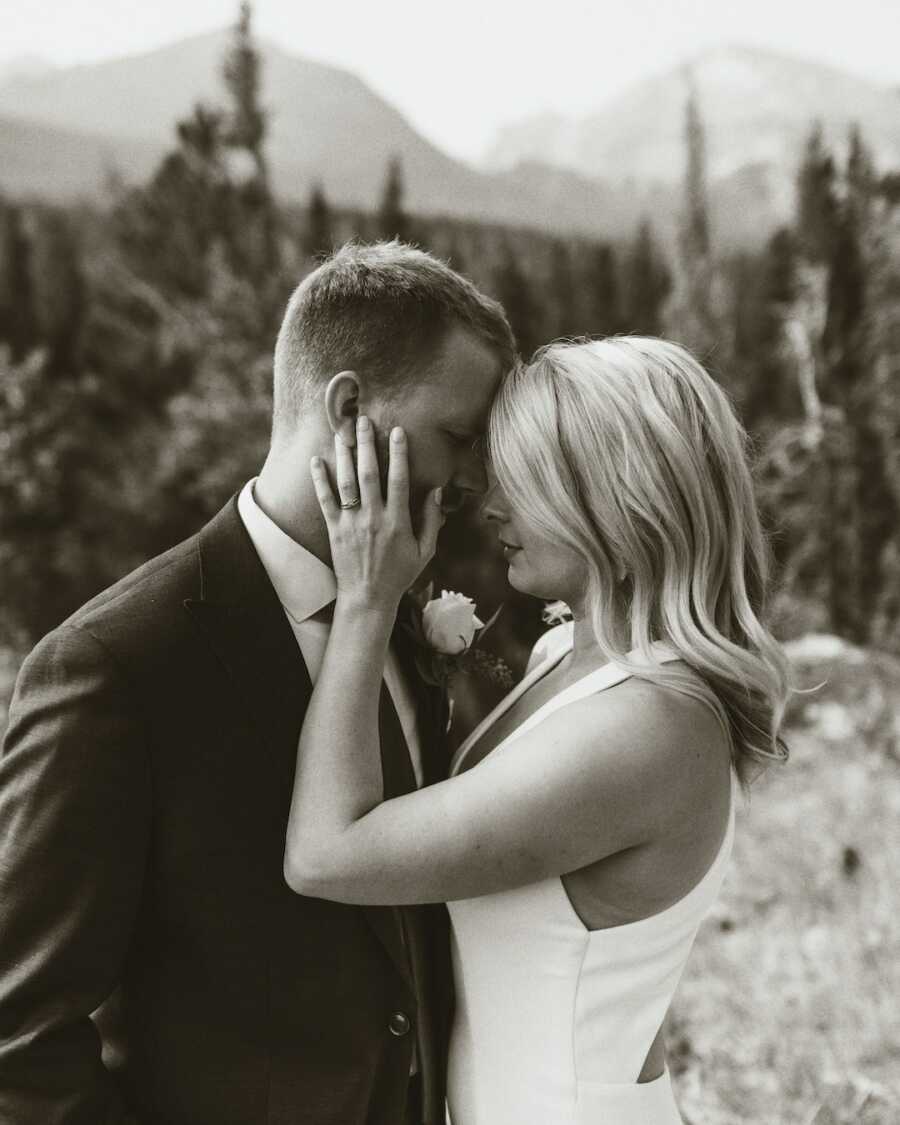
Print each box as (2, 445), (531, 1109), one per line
(0, 496), (452, 1125)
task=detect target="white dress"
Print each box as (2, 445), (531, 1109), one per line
(446, 626), (736, 1125)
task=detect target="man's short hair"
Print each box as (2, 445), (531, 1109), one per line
(272, 241), (516, 441)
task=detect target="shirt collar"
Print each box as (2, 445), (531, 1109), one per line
(237, 479), (336, 624)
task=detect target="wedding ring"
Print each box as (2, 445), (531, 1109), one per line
(339, 497), (361, 509)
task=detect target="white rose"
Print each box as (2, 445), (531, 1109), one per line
(542, 600), (573, 625)
(422, 590), (484, 656)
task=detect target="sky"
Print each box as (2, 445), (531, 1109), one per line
(4, 0), (899, 162)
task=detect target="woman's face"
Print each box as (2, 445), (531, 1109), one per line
(480, 470), (589, 606)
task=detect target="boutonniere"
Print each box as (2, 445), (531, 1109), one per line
(542, 600), (573, 625)
(402, 582), (515, 697)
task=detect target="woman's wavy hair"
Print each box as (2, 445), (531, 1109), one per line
(487, 336), (790, 786)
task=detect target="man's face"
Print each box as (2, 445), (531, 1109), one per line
(370, 324), (506, 515)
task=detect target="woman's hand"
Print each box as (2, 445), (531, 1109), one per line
(310, 415), (444, 612)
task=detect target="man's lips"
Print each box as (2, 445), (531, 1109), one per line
(500, 540), (521, 555)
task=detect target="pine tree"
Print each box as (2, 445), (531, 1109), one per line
(177, 102), (225, 170)
(582, 242), (621, 337)
(846, 124), (876, 228)
(812, 130), (879, 643)
(864, 200), (900, 648)
(823, 200), (867, 406)
(670, 83), (716, 353)
(492, 242), (541, 358)
(796, 122), (839, 264)
(0, 200), (36, 359)
(682, 83), (711, 262)
(113, 102), (227, 299)
(825, 136), (898, 641)
(745, 228), (804, 424)
(623, 221), (671, 335)
(0, 334), (144, 643)
(25, 207), (86, 375)
(221, 0), (278, 278)
(304, 182), (333, 261)
(723, 248), (767, 425)
(378, 156), (411, 242)
(223, 0), (267, 173)
(548, 238), (578, 338)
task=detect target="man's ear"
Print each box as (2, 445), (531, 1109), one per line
(324, 370), (361, 448)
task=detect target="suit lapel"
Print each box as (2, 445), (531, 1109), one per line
(394, 594), (451, 785)
(183, 496), (418, 988)
(364, 684), (419, 987)
(183, 498), (312, 766)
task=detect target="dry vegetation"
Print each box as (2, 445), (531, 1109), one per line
(672, 636), (900, 1124)
(1, 635), (898, 1123)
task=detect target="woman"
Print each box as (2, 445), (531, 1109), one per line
(284, 336), (790, 1124)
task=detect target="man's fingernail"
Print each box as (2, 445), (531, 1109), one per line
(434, 487), (443, 506)
(391, 427), (405, 443)
(357, 415), (370, 432)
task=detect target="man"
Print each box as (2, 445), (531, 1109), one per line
(0, 242), (516, 1125)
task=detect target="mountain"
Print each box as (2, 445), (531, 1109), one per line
(487, 46), (900, 182)
(486, 46), (900, 235)
(0, 55), (56, 84)
(0, 114), (163, 202)
(0, 31), (630, 238)
(5, 39), (894, 246)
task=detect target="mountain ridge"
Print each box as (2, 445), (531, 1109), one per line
(486, 44), (900, 185)
(0, 30), (638, 238)
(2, 36), (896, 245)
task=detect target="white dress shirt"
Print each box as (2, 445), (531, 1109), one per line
(237, 479), (424, 787)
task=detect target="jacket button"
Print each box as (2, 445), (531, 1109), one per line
(389, 1010), (411, 1036)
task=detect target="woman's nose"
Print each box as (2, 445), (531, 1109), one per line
(480, 480), (507, 523)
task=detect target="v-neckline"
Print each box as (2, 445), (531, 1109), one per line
(448, 638), (682, 777)
(449, 640), (573, 776)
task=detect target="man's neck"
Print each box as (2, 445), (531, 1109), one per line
(254, 455), (333, 568)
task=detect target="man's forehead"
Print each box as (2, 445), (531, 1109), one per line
(416, 323), (504, 422)
(435, 323), (504, 378)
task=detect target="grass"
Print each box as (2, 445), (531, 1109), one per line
(1, 635), (898, 1122)
(671, 638), (900, 1124)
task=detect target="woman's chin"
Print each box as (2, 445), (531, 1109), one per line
(504, 557), (527, 592)
(506, 564), (568, 606)
(504, 557), (538, 597)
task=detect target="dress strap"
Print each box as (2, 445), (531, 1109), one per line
(449, 640), (572, 776)
(450, 639), (684, 777)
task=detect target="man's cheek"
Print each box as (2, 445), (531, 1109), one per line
(405, 449), (435, 493)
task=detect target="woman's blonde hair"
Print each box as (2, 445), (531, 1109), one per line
(487, 336), (790, 786)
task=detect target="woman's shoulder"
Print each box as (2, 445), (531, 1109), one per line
(544, 665), (731, 821)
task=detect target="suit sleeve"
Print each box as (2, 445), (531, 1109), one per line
(0, 624), (151, 1125)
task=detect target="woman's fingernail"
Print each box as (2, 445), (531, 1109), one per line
(357, 415), (370, 432)
(434, 486), (443, 506)
(391, 426), (405, 443)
